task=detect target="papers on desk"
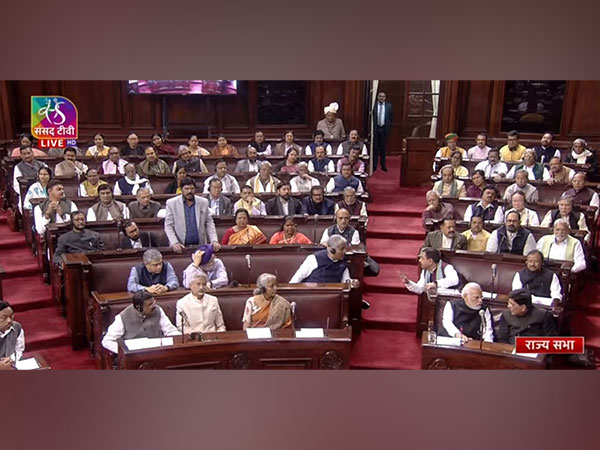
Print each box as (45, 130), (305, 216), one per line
(15, 358), (40, 370)
(434, 336), (462, 347)
(436, 288), (460, 296)
(245, 328), (272, 339)
(125, 337), (175, 351)
(512, 349), (539, 359)
(295, 328), (325, 338)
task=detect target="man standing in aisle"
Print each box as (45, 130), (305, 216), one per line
(372, 91), (393, 172)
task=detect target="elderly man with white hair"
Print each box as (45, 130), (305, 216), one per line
(506, 148), (550, 181)
(290, 162), (320, 193)
(433, 165), (466, 198)
(422, 190), (457, 226)
(536, 219), (586, 273)
(317, 102), (346, 141)
(176, 272), (226, 334)
(564, 138), (598, 176)
(540, 196), (588, 238)
(246, 161), (280, 193)
(442, 282), (494, 343)
(289, 235), (354, 284)
(503, 169), (539, 203)
(127, 248), (180, 293)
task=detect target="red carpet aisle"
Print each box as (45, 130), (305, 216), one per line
(350, 157), (428, 369)
(0, 210), (95, 369)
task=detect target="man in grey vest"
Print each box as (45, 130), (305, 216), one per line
(33, 180), (79, 235)
(128, 188), (165, 219)
(101, 291), (180, 354)
(0, 301), (25, 369)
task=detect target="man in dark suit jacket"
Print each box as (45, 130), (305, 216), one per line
(423, 219), (467, 250)
(120, 220), (160, 249)
(205, 178), (233, 216)
(372, 91), (393, 172)
(266, 181), (302, 215)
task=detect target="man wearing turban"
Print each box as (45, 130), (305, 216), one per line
(317, 102), (346, 140)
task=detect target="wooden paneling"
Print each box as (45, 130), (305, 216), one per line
(60, 81), (123, 130)
(564, 81), (600, 137)
(402, 138), (437, 187)
(456, 80), (495, 135)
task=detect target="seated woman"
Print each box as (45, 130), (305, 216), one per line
(211, 135), (239, 157)
(269, 216), (313, 244)
(23, 166), (51, 210)
(276, 148), (300, 174)
(273, 130), (302, 156)
(234, 185), (266, 216)
(434, 165), (467, 198)
(242, 273), (292, 330)
(11, 133), (45, 157)
(466, 169), (486, 198)
(564, 138), (598, 176)
(447, 150), (469, 177)
(151, 133), (176, 155)
(185, 134), (210, 156)
(166, 167), (187, 195)
(221, 208), (267, 245)
(182, 244), (229, 289)
(86, 133), (110, 157)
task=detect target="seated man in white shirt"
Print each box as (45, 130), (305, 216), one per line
(512, 250), (563, 307)
(101, 290), (180, 354)
(441, 282), (494, 343)
(87, 184), (130, 221)
(176, 273), (226, 334)
(540, 196), (588, 240)
(502, 169), (539, 203)
(101, 147), (128, 175)
(485, 210), (537, 256)
(203, 159), (241, 194)
(504, 191), (539, 226)
(290, 235), (355, 284)
(399, 247), (459, 295)
(467, 133), (491, 160)
(536, 219), (586, 273)
(290, 162), (320, 193)
(33, 180), (79, 235)
(506, 149), (550, 181)
(463, 185), (504, 224)
(473, 149), (507, 181)
(0, 301), (25, 370)
(319, 207), (361, 246)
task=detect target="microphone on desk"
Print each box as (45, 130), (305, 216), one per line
(479, 309), (486, 350)
(490, 263), (498, 300)
(179, 310), (189, 343)
(245, 254), (251, 270)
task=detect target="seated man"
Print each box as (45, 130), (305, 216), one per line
(496, 289), (558, 344)
(113, 163), (153, 196)
(534, 132), (561, 163)
(249, 130), (272, 156)
(302, 185), (334, 215)
(540, 196), (588, 237)
(12, 146), (46, 205)
(304, 130), (333, 156)
(441, 282), (494, 342)
(485, 210), (536, 256)
(562, 172), (600, 216)
(433, 165), (466, 198)
(101, 290), (180, 354)
(203, 159), (240, 194)
(234, 185), (266, 216)
(290, 162), (320, 193)
(308, 145), (335, 172)
(138, 146), (171, 176)
(512, 250), (563, 307)
(127, 188), (165, 219)
(466, 133), (491, 160)
(547, 157), (574, 185)
(499, 130), (526, 162)
(173, 146), (208, 174)
(564, 138), (598, 176)
(506, 148), (550, 181)
(434, 133), (466, 159)
(461, 215), (490, 251)
(120, 132), (146, 156)
(504, 191), (540, 226)
(54, 147), (88, 177)
(176, 273), (226, 333)
(0, 301), (25, 369)
(234, 146), (261, 173)
(79, 168), (107, 197)
(336, 129), (368, 156)
(243, 273), (292, 330)
(34, 180), (79, 235)
(336, 146), (365, 173)
(463, 185), (504, 224)
(326, 163), (364, 194)
(87, 184), (130, 221)
(101, 147), (127, 174)
(182, 245), (229, 289)
(399, 247), (459, 295)
(290, 235), (352, 283)
(319, 207), (361, 246)
(53, 211), (104, 264)
(473, 148), (508, 181)
(423, 218), (467, 250)
(266, 181), (302, 215)
(422, 190), (457, 226)
(120, 220), (159, 249)
(205, 178), (233, 217)
(536, 219), (586, 273)
(502, 169), (539, 203)
(246, 161), (280, 193)
(127, 248), (179, 293)
(335, 186), (367, 217)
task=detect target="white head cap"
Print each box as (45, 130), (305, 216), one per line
(324, 102), (339, 115)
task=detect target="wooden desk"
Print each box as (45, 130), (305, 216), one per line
(421, 332), (547, 370)
(117, 328), (352, 370)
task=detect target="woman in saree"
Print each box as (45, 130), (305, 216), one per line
(221, 208), (267, 245)
(242, 273), (292, 330)
(269, 216), (313, 244)
(211, 135), (239, 157)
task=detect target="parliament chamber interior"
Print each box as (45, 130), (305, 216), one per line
(0, 79), (599, 370)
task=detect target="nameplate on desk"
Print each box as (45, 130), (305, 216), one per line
(246, 328), (272, 339)
(434, 336), (462, 347)
(15, 358), (40, 370)
(125, 337), (175, 350)
(295, 328), (325, 338)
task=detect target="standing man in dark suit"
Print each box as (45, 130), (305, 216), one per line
(372, 91), (393, 172)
